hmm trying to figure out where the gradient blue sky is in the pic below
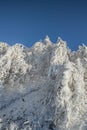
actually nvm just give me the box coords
[0,0,87,50]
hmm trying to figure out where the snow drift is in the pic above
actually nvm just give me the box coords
[0,36,87,130]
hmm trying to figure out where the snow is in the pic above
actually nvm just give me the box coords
[0,37,87,129]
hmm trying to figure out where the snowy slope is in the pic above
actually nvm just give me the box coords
[0,37,87,130]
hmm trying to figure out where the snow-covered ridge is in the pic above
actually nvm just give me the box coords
[0,36,87,130]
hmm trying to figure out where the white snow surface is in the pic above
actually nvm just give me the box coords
[0,37,87,130]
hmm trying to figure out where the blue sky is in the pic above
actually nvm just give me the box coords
[0,0,87,50]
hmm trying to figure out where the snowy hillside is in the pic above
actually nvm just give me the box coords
[0,36,87,130]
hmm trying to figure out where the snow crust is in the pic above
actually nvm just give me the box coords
[0,37,87,130]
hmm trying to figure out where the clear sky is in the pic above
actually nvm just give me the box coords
[0,0,87,50]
